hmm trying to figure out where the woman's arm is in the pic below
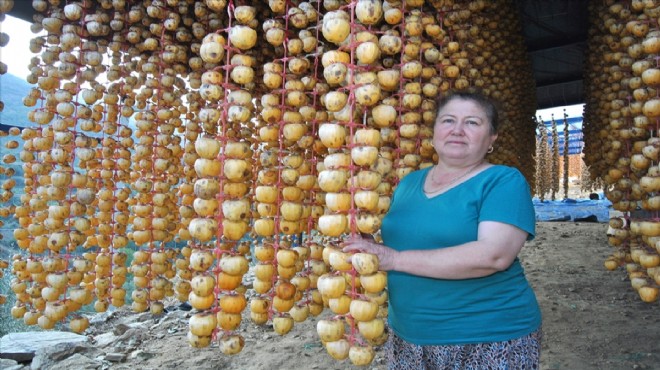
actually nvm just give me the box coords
[343,221,528,279]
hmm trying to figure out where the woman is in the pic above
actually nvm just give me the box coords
[343,91,542,369]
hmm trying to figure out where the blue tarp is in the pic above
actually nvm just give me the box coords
[533,195,611,223]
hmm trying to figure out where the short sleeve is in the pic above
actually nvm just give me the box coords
[478,167,536,240]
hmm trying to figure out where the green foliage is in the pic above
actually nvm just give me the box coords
[0,242,40,337]
[0,73,33,129]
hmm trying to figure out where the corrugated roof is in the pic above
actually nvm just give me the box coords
[8,0,589,110]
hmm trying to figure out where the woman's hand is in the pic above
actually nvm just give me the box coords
[342,235,398,271]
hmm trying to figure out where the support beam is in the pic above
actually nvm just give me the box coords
[8,2,34,22]
[536,74,584,88]
[527,39,587,53]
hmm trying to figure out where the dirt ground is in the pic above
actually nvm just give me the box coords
[61,221,658,370]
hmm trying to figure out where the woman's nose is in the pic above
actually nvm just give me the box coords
[450,121,465,135]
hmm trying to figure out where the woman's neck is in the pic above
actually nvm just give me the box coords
[428,160,485,190]
[435,158,485,173]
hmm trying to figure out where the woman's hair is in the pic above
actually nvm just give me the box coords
[435,91,499,134]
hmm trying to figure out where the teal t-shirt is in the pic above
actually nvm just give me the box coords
[381,165,541,345]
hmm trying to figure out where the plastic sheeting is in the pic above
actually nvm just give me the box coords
[533,195,611,223]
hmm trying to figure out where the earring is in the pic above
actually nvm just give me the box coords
[487,146,494,153]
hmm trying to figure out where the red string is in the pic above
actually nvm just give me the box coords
[296,0,322,309]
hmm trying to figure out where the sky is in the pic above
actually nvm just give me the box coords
[536,104,584,121]
[1,15,39,79]
[1,15,585,119]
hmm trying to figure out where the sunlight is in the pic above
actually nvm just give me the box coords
[1,15,40,79]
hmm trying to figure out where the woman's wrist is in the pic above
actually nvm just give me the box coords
[371,240,396,271]
[388,248,399,272]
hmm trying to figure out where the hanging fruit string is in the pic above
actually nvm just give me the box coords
[250,0,283,323]
[15,117,43,324]
[189,0,230,347]
[550,114,560,201]
[47,2,91,330]
[191,0,254,353]
[108,37,139,311]
[535,118,550,200]
[346,0,360,355]
[270,0,300,337]
[563,110,569,200]
[583,1,659,304]
[211,0,232,338]
[90,33,119,321]
[298,0,324,321]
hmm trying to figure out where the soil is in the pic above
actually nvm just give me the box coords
[69,221,659,370]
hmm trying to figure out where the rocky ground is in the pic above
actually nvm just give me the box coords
[1,221,659,370]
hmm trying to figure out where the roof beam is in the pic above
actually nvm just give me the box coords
[527,39,587,53]
[8,2,34,22]
[536,86,584,109]
[536,73,583,88]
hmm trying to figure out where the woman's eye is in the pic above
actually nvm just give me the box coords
[441,118,454,124]
[466,120,479,125]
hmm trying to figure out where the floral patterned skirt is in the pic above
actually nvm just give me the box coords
[385,328,542,370]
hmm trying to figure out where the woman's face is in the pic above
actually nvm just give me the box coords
[432,98,498,163]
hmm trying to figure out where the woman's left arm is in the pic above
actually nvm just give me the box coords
[343,221,528,279]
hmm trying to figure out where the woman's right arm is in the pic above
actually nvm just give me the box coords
[343,220,528,279]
